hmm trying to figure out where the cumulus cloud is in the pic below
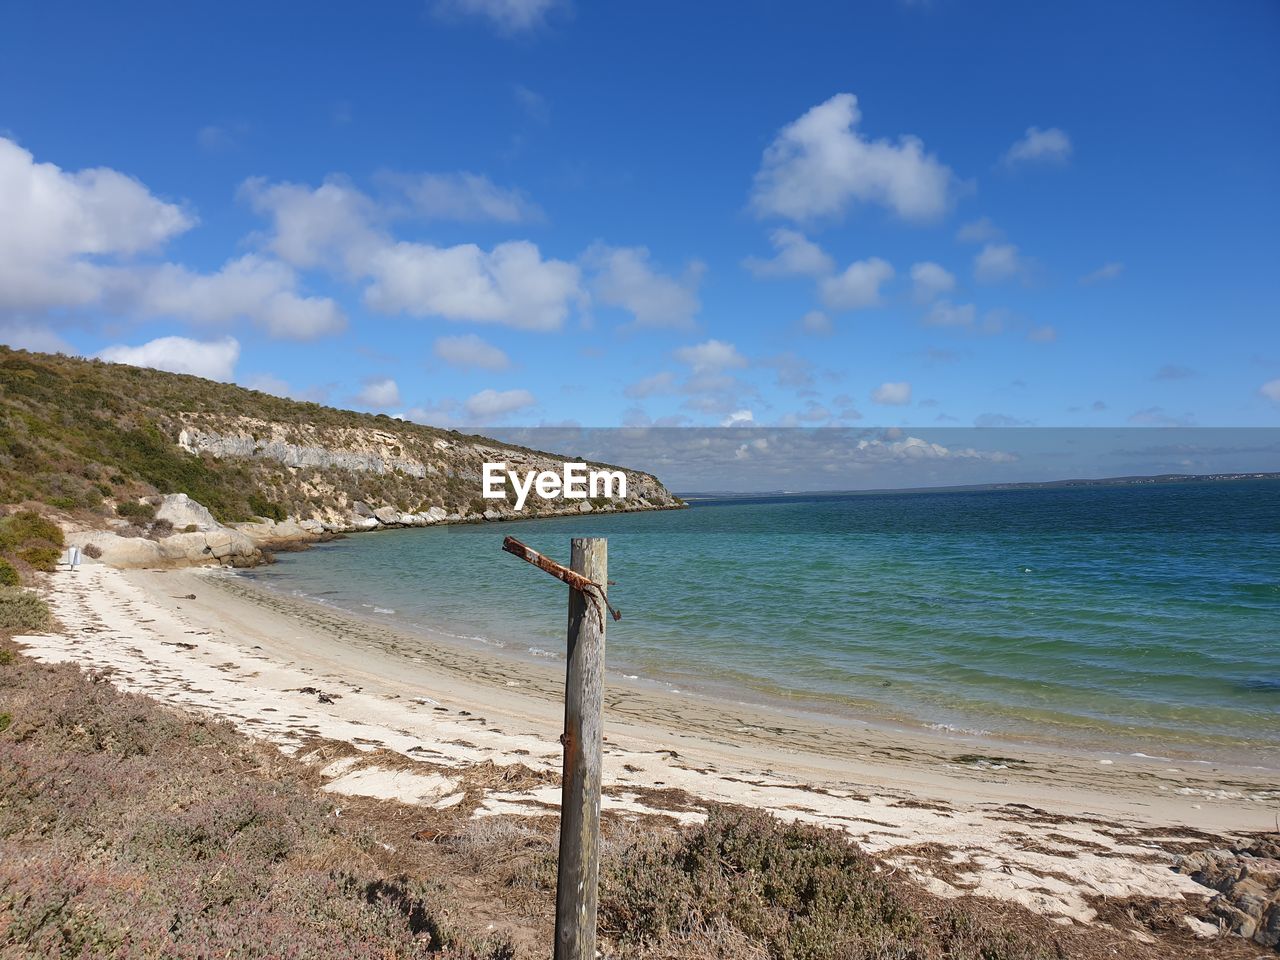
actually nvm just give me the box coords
[433,0,560,32]
[1027,325,1057,343]
[751,93,957,223]
[742,229,834,278]
[1002,126,1072,167]
[246,175,581,331]
[910,261,955,302]
[465,387,537,421]
[0,136,193,312]
[364,240,581,331]
[434,333,511,371]
[820,257,894,310]
[673,339,748,372]
[924,300,976,327]
[721,409,755,427]
[126,255,346,340]
[240,176,380,271]
[871,381,912,405]
[1081,261,1124,285]
[1259,379,1280,402]
[586,244,702,329]
[98,336,239,382]
[355,377,401,408]
[973,242,1024,283]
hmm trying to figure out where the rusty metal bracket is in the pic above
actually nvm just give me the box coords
[502,536,621,626]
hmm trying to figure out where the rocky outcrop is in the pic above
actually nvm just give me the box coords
[68,526,261,569]
[1176,840,1280,947]
[154,493,219,532]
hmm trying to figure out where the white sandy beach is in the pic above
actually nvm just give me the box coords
[15,561,1279,935]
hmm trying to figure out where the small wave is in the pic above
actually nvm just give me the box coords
[1130,752,1173,762]
[373,607,395,615]
[925,722,992,737]
[529,647,557,658]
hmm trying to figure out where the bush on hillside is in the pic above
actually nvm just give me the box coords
[115,500,155,521]
[16,546,59,573]
[0,511,64,550]
[0,587,52,632]
[0,559,18,586]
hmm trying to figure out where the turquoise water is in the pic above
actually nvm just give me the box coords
[243,480,1280,765]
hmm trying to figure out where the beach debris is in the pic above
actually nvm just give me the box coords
[161,641,198,651]
[295,685,342,703]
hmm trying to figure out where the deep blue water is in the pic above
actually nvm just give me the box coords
[242,480,1280,764]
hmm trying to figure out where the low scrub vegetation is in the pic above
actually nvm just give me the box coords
[0,588,51,632]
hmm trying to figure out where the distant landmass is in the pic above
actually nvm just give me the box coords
[679,472,1280,500]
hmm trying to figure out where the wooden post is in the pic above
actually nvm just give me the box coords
[555,537,606,960]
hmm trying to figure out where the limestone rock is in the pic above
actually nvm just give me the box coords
[154,493,219,531]
[373,506,400,525]
[352,501,375,518]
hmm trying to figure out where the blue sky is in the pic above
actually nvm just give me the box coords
[1,0,1278,440]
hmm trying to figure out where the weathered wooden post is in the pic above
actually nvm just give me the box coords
[501,536,617,960]
[556,538,606,960]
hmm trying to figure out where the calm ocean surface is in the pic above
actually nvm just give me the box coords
[242,480,1280,766]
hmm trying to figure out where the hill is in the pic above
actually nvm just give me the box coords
[0,347,681,539]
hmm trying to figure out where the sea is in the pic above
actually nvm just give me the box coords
[239,479,1280,767]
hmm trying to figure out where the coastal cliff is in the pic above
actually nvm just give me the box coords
[0,347,683,569]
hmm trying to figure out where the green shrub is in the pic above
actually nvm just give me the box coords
[247,496,287,522]
[0,587,52,632]
[116,501,155,521]
[0,712,10,733]
[0,511,65,550]
[0,559,18,586]
[46,495,79,510]
[17,545,60,573]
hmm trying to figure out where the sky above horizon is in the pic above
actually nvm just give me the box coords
[2,1,1279,451]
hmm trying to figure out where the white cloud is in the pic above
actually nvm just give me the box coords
[465,387,536,421]
[364,240,581,331]
[434,0,559,32]
[973,242,1024,283]
[355,377,401,408]
[800,310,833,335]
[1002,126,1072,167]
[956,217,1001,244]
[721,409,755,427]
[924,299,976,327]
[871,381,912,405]
[394,172,541,223]
[1081,261,1124,285]
[587,244,702,329]
[1261,379,1280,402]
[751,93,956,223]
[434,333,511,371]
[910,261,955,302]
[240,176,379,272]
[0,137,194,312]
[673,339,748,372]
[743,229,834,278]
[820,257,894,310]
[127,255,346,340]
[0,321,73,353]
[98,336,239,382]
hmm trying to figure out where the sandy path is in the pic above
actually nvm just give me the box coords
[15,563,1279,930]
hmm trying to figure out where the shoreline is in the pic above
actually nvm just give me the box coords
[242,541,1280,774]
[15,561,1280,931]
